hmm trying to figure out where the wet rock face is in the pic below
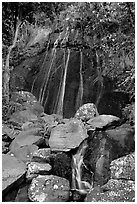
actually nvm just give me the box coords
[83,131,113,186]
[85,153,135,202]
[106,125,135,158]
[51,152,72,181]
[98,91,130,118]
[49,118,88,151]
[83,127,135,187]
[28,175,70,202]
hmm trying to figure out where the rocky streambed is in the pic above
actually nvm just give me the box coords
[2,91,135,202]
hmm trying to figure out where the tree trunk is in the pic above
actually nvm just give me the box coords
[3,20,21,104]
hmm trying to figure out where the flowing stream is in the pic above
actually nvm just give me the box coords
[71,139,94,195]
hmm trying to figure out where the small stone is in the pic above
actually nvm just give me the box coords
[26,162,52,180]
[75,103,99,122]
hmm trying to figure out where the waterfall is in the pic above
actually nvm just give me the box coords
[53,52,64,114]
[94,50,104,108]
[75,49,83,111]
[41,47,57,105]
[71,139,93,195]
[31,37,50,95]
[56,48,71,116]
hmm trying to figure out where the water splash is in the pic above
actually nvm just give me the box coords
[71,139,94,195]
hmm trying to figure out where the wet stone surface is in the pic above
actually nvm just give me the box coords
[28,175,70,202]
[86,114,120,131]
[2,154,26,196]
[49,118,88,151]
[8,144,38,164]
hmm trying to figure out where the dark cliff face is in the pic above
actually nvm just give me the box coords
[10,47,130,118]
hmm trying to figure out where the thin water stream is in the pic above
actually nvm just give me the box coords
[71,139,94,196]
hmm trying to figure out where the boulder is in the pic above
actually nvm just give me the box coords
[32,149,72,181]
[51,152,72,181]
[102,178,135,191]
[85,179,135,202]
[9,110,38,126]
[32,148,52,163]
[86,114,120,130]
[83,131,113,186]
[15,185,30,202]
[28,175,70,202]
[8,145,38,164]
[83,130,135,187]
[26,162,52,180]
[106,126,135,156]
[75,103,99,122]
[110,152,135,180]
[14,127,43,139]
[49,118,88,151]
[22,101,44,116]
[9,134,44,151]
[2,154,26,196]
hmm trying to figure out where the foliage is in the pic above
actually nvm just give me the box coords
[122,103,135,126]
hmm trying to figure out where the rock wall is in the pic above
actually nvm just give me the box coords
[10,48,130,118]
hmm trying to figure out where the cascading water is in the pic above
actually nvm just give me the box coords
[40,33,62,106]
[75,49,83,111]
[71,139,94,199]
[55,48,71,116]
[94,50,104,109]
